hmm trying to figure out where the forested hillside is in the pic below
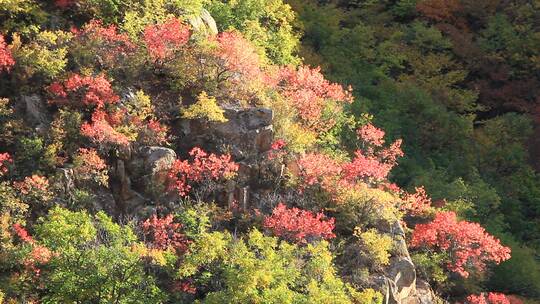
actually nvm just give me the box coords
[289,0,540,298]
[0,0,537,303]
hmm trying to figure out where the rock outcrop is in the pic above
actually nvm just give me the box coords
[103,106,275,215]
[405,280,436,304]
[177,105,274,159]
[188,9,219,36]
[19,95,50,134]
[108,146,178,216]
[385,257,417,304]
[175,105,276,205]
[370,219,434,304]
[138,146,177,187]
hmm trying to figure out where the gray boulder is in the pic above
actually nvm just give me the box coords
[188,9,218,36]
[21,95,49,126]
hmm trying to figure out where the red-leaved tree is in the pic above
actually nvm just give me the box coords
[401,186,432,216]
[13,223,34,243]
[73,148,108,186]
[268,139,287,160]
[416,0,462,22]
[13,174,54,207]
[0,34,15,72]
[167,147,238,197]
[342,150,395,182]
[271,65,353,132]
[136,119,169,146]
[295,127,403,195]
[296,152,342,193]
[216,31,262,82]
[144,18,190,61]
[141,214,189,254]
[411,211,511,278]
[356,123,404,161]
[72,19,135,67]
[465,293,523,304]
[357,123,386,147]
[172,280,197,294]
[342,123,403,184]
[55,0,75,8]
[74,148,107,173]
[47,73,120,109]
[12,224,52,276]
[263,203,336,243]
[0,152,12,176]
[80,110,130,147]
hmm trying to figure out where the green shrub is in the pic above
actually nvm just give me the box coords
[181,91,227,122]
[355,228,393,267]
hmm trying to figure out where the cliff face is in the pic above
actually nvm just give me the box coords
[378,221,435,304]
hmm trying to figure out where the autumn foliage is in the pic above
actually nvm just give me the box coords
[411,211,511,278]
[342,124,403,184]
[272,66,353,131]
[74,20,134,51]
[137,119,169,146]
[0,35,15,72]
[54,0,75,8]
[0,0,530,301]
[401,186,432,216]
[73,148,108,186]
[167,147,238,197]
[141,214,189,254]
[73,148,107,173]
[268,139,287,160]
[357,123,386,148]
[80,110,130,146]
[342,150,396,182]
[73,19,135,65]
[13,223,34,243]
[416,0,462,22]
[297,152,342,192]
[0,152,12,176]
[47,74,120,109]
[465,293,523,304]
[12,224,52,275]
[216,31,262,81]
[295,123,404,193]
[263,203,336,243]
[13,175,51,197]
[144,18,190,61]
